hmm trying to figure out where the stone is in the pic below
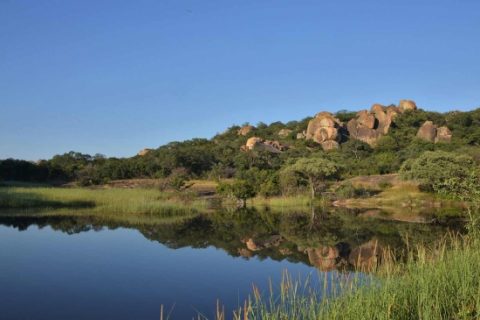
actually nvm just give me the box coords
[278,128,293,138]
[356,110,376,129]
[305,112,342,150]
[346,104,401,146]
[435,126,452,143]
[137,148,152,156]
[416,121,437,142]
[237,125,255,136]
[399,99,417,112]
[245,137,264,150]
[243,137,286,153]
[347,118,382,146]
[296,131,306,139]
[321,140,340,150]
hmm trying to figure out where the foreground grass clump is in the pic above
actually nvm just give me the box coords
[0,187,207,216]
[226,229,480,320]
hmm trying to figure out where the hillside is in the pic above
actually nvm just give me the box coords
[1,99,480,197]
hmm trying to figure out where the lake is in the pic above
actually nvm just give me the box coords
[0,209,463,319]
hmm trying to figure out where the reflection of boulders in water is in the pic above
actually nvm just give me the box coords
[237,248,253,258]
[305,242,350,271]
[306,246,340,271]
[416,121,452,143]
[348,239,383,271]
[242,235,284,252]
[304,239,385,271]
[279,247,292,255]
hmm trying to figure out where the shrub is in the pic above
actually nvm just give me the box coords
[400,150,480,199]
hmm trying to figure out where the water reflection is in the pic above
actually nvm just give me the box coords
[0,206,464,272]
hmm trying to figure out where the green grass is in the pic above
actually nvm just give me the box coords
[0,186,208,217]
[251,195,316,210]
[221,217,480,320]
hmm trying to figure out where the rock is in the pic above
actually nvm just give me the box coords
[296,131,306,139]
[137,148,152,156]
[435,126,452,143]
[371,104,393,135]
[307,246,339,271]
[237,125,255,136]
[417,121,437,142]
[263,140,287,153]
[347,104,400,146]
[416,121,452,143]
[347,118,382,146]
[348,239,382,271]
[278,128,293,138]
[321,140,340,150]
[305,112,343,150]
[245,238,261,251]
[399,99,417,112]
[243,137,287,153]
[238,248,253,258]
[356,110,376,129]
[245,137,264,150]
[244,235,283,252]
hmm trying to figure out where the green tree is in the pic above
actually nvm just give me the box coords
[286,157,341,199]
[400,150,479,199]
[217,179,257,207]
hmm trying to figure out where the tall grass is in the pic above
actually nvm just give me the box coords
[220,220,480,320]
[0,187,208,217]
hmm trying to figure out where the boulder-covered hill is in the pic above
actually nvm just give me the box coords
[2,99,480,185]
[138,99,476,156]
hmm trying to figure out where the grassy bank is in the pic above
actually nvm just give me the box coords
[0,186,208,217]
[222,215,480,320]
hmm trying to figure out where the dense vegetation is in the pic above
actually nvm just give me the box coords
[2,107,480,197]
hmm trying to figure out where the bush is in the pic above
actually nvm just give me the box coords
[217,179,257,207]
[400,151,480,199]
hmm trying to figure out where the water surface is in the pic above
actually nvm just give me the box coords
[0,209,462,319]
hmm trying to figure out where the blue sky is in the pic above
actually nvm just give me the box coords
[1,0,479,160]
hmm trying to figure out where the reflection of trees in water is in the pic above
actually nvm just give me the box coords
[0,207,463,271]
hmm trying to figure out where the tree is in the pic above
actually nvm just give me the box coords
[217,179,257,208]
[400,150,479,199]
[286,157,341,199]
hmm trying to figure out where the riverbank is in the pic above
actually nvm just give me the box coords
[222,217,480,320]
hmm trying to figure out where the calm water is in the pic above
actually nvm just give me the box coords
[0,210,463,319]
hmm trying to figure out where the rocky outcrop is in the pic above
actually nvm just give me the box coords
[398,99,417,112]
[296,131,306,140]
[416,121,437,142]
[243,137,287,153]
[237,125,255,136]
[305,112,343,150]
[436,126,452,143]
[137,148,152,156]
[416,121,452,143]
[347,100,415,146]
[278,128,292,138]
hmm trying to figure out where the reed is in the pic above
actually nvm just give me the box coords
[224,222,480,320]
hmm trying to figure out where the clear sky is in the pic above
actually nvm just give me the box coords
[1,0,479,160]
